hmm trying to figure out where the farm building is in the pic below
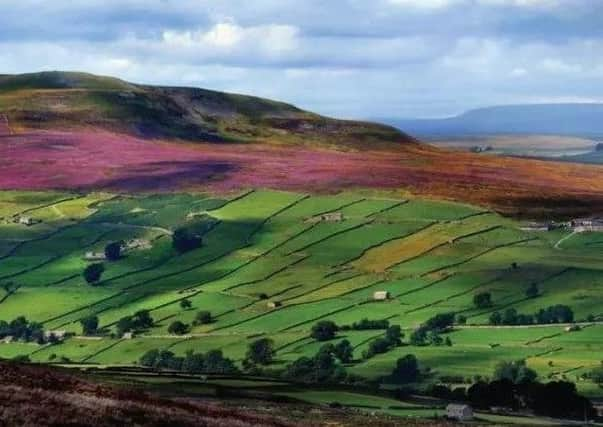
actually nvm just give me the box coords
[565,325,581,332]
[1,336,14,344]
[446,404,473,421]
[44,330,67,340]
[306,212,344,223]
[17,216,35,226]
[571,218,603,232]
[122,332,134,339]
[83,251,107,261]
[373,291,390,301]
[123,239,152,251]
[267,301,282,309]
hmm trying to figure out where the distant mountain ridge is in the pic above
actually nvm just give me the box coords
[383,103,603,138]
[0,71,412,149]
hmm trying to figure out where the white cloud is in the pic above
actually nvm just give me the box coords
[386,0,460,9]
[162,20,299,55]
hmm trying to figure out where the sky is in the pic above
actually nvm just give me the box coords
[1,0,602,119]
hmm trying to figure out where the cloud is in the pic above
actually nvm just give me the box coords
[0,0,602,118]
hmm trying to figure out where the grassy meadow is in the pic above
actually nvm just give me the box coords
[1,189,602,407]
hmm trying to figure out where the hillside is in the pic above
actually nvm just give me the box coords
[2,72,603,217]
[0,71,410,149]
[384,104,603,138]
[0,190,602,408]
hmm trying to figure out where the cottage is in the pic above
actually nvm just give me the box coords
[267,301,282,309]
[446,404,473,421]
[373,291,390,301]
[44,330,67,340]
[18,216,35,226]
[84,251,107,261]
[321,212,344,222]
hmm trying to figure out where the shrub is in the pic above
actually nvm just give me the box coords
[179,299,192,310]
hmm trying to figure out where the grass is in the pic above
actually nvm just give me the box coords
[1,188,602,408]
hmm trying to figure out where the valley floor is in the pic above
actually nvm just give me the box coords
[0,189,602,423]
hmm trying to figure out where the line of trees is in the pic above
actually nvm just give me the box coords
[0,316,46,343]
[139,348,237,374]
[410,312,455,346]
[489,305,574,326]
[116,310,154,336]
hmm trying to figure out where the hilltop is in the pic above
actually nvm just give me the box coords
[2,72,603,217]
[0,71,411,149]
[384,104,603,138]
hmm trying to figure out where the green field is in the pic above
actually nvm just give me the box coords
[1,189,602,404]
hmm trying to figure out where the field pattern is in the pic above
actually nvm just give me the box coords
[0,190,602,397]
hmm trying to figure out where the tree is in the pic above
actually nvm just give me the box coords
[168,321,188,335]
[193,310,212,325]
[525,282,539,299]
[246,338,275,365]
[179,299,192,310]
[489,311,502,325]
[493,360,537,384]
[590,366,603,384]
[391,354,419,383]
[410,327,428,346]
[364,337,392,358]
[473,292,492,308]
[456,314,467,325]
[80,315,99,336]
[385,325,403,346]
[116,316,134,336]
[334,339,354,363]
[140,349,160,367]
[104,241,122,261]
[311,320,338,341]
[172,228,202,253]
[83,263,104,284]
[133,310,154,329]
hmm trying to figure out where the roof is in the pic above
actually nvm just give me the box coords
[446,404,472,411]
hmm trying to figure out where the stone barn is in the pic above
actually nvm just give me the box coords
[446,404,473,421]
[373,291,390,301]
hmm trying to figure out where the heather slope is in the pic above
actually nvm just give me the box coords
[0,71,411,148]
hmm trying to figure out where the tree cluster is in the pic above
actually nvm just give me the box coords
[410,312,455,346]
[282,343,348,384]
[310,320,338,341]
[172,227,203,254]
[490,305,574,326]
[363,325,404,359]
[340,318,390,331]
[0,316,45,343]
[139,348,237,374]
[116,310,154,336]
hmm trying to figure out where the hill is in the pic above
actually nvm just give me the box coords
[384,104,603,138]
[2,72,603,217]
[0,71,410,149]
